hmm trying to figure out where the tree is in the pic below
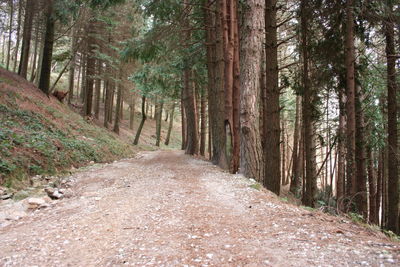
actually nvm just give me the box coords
[239,0,264,181]
[263,0,280,195]
[18,0,35,79]
[38,0,55,95]
[384,0,399,233]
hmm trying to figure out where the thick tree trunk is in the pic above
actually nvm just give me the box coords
[38,0,55,95]
[355,84,367,218]
[290,96,302,194]
[368,147,378,225]
[165,103,175,146]
[337,87,346,209]
[301,0,316,207]
[239,0,263,181]
[18,0,35,79]
[385,4,399,233]
[183,68,199,155]
[263,0,281,195]
[133,96,147,145]
[345,0,357,203]
[211,0,228,169]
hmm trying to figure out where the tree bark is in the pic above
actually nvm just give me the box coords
[13,0,22,72]
[355,84,367,218]
[129,95,136,130]
[345,0,357,203]
[200,91,207,156]
[133,96,147,145]
[337,87,346,209]
[165,103,176,146]
[385,2,399,233]
[38,0,55,95]
[155,99,163,147]
[263,0,281,195]
[290,96,302,194]
[6,0,13,70]
[18,0,35,79]
[367,147,378,225]
[301,0,316,207]
[84,15,96,116]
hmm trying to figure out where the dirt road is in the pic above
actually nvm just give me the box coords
[0,151,399,266]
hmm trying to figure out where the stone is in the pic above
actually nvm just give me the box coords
[59,188,73,198]
[0,193,13,200]
[45,187,64,200]
[26,198,46,209]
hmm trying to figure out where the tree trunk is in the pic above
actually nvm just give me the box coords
[200,91,207,156]
[301,0,316,207]
[385,2,399,233]
[38,0,55,95]
[133,96,147,145]
[84,16,96,116]
[13,0,22,72]
[113,80,122,134]
[290,96,302,194]
[263,0,281,195]
[183,67,199,155]
[204,0,216,161]
[211,0,228,169]
[129,95,136,130]
[6,0,13,70]
[181,98,187,150]
[155,99,163,147]
[165,103,175,146]
[368,147,378,225]
[337,87,346,209]
[94,60,102,118]
[355,84,367,218]
[345,0,357,203]
[18,0,35,79]
[68,26,77,105]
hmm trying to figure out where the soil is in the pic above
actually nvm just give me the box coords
[0,150,399,266]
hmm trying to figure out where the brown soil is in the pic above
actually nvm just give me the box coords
[0,150,399,266]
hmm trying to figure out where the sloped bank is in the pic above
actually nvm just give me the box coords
[0,68,135,189]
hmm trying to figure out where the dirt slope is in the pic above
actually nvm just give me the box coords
[0,150,398,266]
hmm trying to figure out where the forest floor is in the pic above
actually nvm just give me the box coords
[0,150,399,266]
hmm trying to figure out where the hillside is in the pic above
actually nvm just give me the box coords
[0,68,181,192]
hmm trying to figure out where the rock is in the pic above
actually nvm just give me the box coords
[0,193,13,200]
[26,198,47,209]
[59,188,73,198]
[44,187,64,200]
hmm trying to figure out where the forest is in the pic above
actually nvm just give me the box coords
[0,0,399,244]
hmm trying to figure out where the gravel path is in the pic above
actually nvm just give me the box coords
[0,150,399,266]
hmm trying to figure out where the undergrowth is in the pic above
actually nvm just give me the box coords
[0,91,134,189]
